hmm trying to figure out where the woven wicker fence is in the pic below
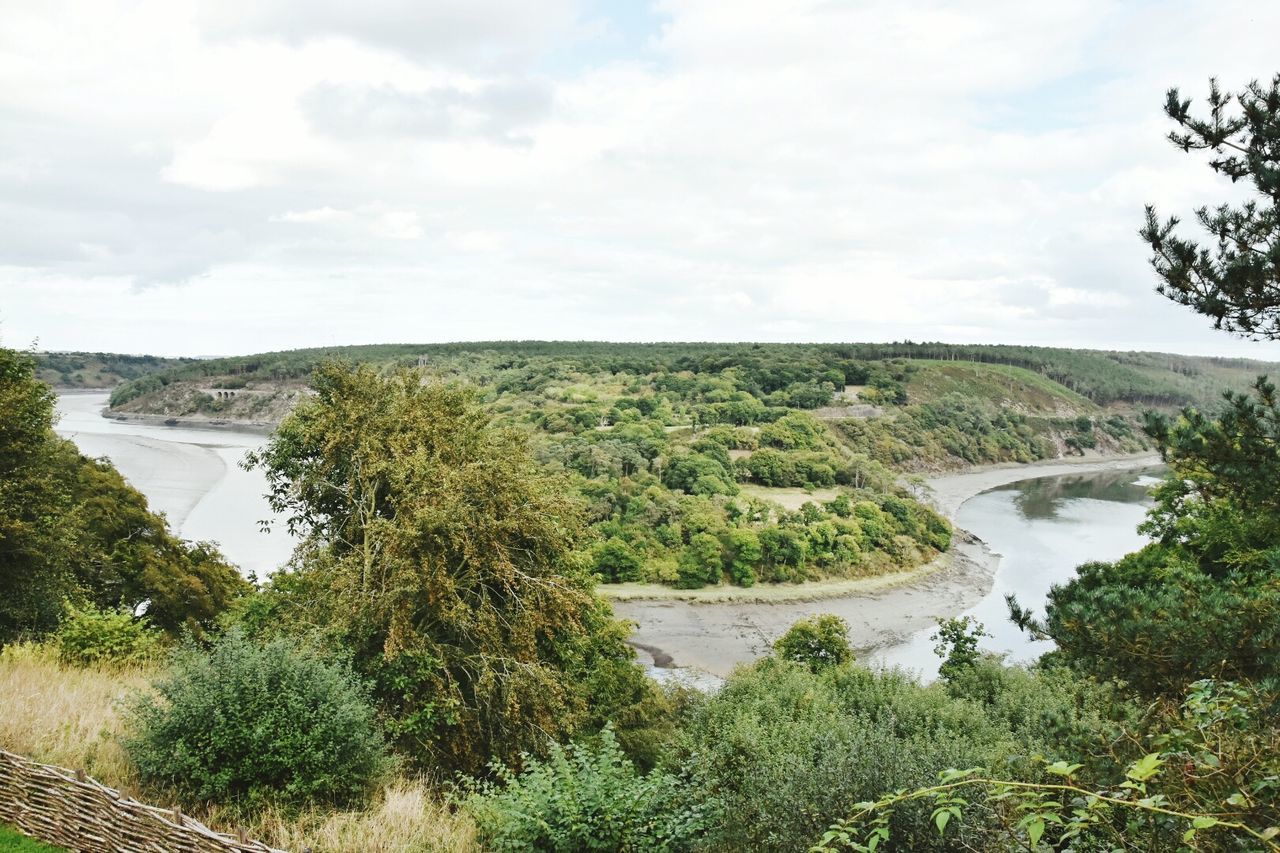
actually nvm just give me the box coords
[0,748,287,852]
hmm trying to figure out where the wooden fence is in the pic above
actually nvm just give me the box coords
[0,749,287,852]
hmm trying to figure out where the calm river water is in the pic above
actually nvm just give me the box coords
[55,392,294,577]
[871,466,1162,678]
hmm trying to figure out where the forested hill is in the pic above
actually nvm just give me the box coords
[33,351,193,389]
[104,340,1276,416]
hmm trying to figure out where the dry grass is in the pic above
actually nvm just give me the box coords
[0,642,149,791]
[241,781,476,853]
[0,643,478,853]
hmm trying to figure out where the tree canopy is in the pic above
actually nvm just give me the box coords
[0,344,246,642]
[1142,75,1280,339]
[246,362,661,774]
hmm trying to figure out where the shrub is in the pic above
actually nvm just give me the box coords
[125,631,387,807]
[773,615,853,672]
[931,616,987,683]
[466,726,714,852]
[56,602,160,667]
[671,661,1010,852]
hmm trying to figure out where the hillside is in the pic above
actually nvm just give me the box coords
[103,340,1278,427]
[34,351,192,389]
[88,340,1275,593]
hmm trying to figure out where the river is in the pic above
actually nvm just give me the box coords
[870,465,1161,678]
[54,392,294,578]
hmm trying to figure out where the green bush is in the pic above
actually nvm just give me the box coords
[671,661,1018,852]
[467,726,714,852]
[773,614,853,672]
[124,631,387,807]
[56,602,160,666]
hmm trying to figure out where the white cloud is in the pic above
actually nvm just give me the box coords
[272,206,354,223]
[2,0,1280,360]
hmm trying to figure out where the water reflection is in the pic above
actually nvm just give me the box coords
[870,465,1165,680]
[1002,468,1160,520]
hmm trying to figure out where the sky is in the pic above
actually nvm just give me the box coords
[3,0,1280,359]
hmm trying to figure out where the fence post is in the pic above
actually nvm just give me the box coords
[75,769,86,783]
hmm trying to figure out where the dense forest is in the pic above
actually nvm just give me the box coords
[104,339,1275,411]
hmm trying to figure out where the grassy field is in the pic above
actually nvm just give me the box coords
[905,360,1096,412]
[0,825,65,853]
[0,644,476,853]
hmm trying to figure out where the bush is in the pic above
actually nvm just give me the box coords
[671,661,1010,852]
[56,602,160,667]
[467,726,714,852]
[125,631,387,807]
[773,614,852,672]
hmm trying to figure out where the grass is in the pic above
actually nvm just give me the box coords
[0,643,478,852]
[0,642,150,791]
[738,484,841,511]
[0,825,66,852]
[906,360,1096,413]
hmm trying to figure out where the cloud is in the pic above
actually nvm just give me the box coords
[195,0,578,69]
[2,0,1280,360]
[300,79,553,144]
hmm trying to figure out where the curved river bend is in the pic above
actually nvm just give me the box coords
[871,466,1161,678]
[55,391,1160,679]
[55,392,294,578]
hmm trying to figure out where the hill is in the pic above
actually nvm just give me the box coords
[33,351,192,389]
[103,340,1278,425]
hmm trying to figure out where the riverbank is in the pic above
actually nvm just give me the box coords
[615,451,1161,677]
[101,410,276,435]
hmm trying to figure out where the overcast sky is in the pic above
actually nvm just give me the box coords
[3,0,1280,359]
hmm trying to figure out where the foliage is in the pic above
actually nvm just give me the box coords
[774,614,853,672]
[1038,550,1280,694]
[0,344,247,643]
[931,616,988,683]
[671,660,1025,852]
[813,679,1280,852]
[1141,76,1280,340]
[245,362,661,774]
[125,631,387,808]
[55,602,160,667]
[465,726,713,852]
[1143,376,1280,573]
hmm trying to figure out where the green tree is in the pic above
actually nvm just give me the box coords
[592,536,644,583]
[0,344,245,642]
[724,527,761,587]
[773,614,853,672]
[246,362,657,774]
[1141,75,1280,339]
[931,616,987,683]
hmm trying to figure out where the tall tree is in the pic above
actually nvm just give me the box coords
[247,362,658,774]
[1141,75,1280,338]
[0,344,245,641]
